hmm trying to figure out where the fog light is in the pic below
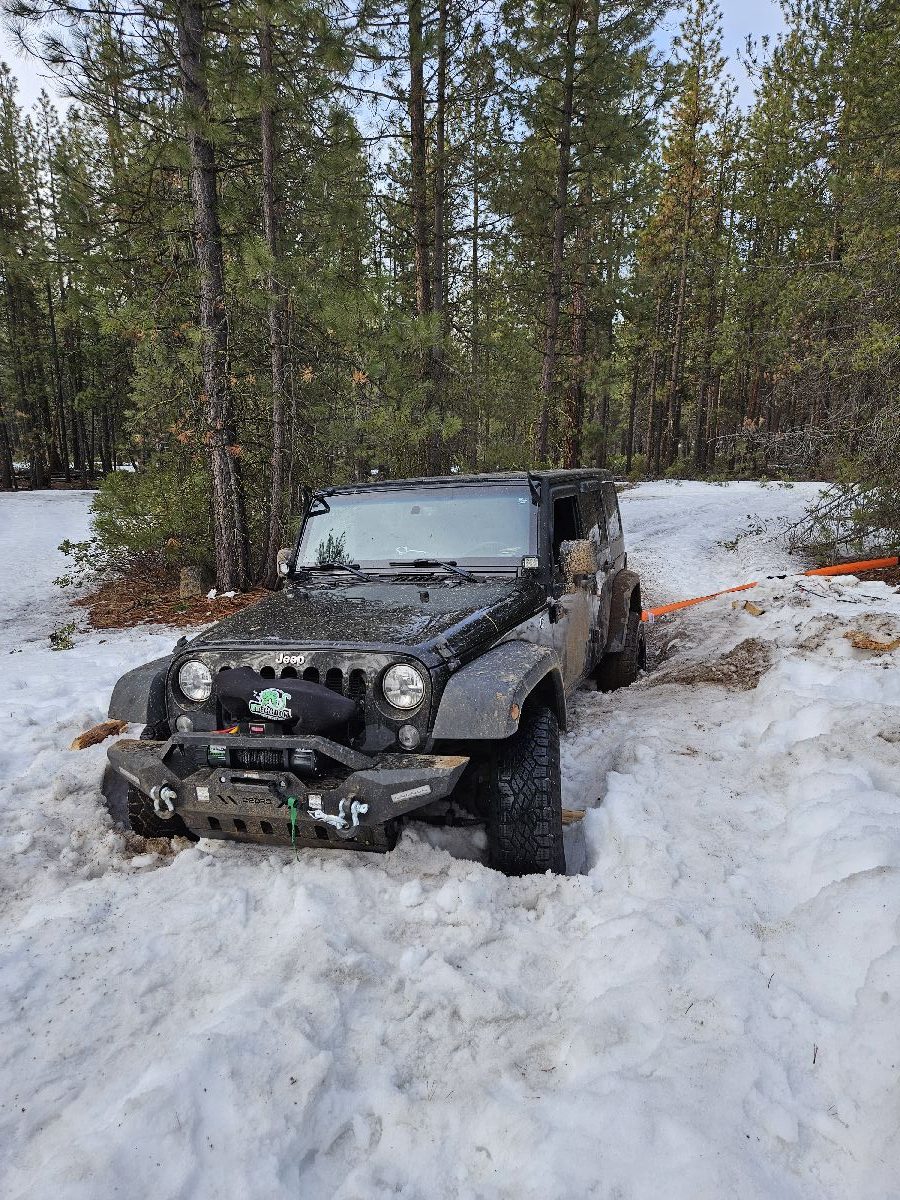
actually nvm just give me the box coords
[398,724,420,750]
[176,715,194,732]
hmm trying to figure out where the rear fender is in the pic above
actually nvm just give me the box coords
[605,570,642,653]
[431,641,566,740]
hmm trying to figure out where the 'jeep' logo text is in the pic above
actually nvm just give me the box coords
[275,652,305,665]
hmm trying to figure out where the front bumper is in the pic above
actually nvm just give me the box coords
[107,733,469,849]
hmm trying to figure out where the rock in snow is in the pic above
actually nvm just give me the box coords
[0,482,898,1200]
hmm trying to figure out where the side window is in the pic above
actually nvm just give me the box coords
[602,482,622,542]
[578,485,607,554]
[551,494,580,566]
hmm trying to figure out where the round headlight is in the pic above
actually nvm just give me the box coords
[178,659,212,702]
[382,663,425,711]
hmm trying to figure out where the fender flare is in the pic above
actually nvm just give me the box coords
[605,570,642,654]
[107,654,173,730]
[431,641,566,740]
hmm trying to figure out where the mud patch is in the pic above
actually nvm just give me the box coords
[649,637,774,692]
[121,830,189,860]
[796,614,844,652]
[855,563,900,587]
[845,613,900,653]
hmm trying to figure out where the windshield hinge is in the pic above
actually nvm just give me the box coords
[434,638,460,669]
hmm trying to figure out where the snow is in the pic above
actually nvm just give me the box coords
[1,483,899,1200]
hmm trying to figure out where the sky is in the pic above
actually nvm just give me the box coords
[1,1,786,113]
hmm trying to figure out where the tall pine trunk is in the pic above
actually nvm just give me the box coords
[664,171,695,467]
[0,398,14,489]
[407,0,433,420]
[534,1,579,464]
[258,17,288,588]
[563,203,590,468]
[176,0,249,591]
[625,349,640,474]
[425,0,449,472]
[645,296,664,475]
[432,0,447,375]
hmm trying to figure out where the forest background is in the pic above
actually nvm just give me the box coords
[0,0,897,589]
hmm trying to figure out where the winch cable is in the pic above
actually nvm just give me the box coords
[641,554,899,624]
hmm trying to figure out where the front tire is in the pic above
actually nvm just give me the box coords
[127,786,193,840]
[596,610,646,692]
[486,704,565,876]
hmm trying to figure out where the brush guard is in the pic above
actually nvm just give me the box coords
[108,732,468,849]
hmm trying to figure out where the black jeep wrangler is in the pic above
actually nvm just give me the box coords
[106,471,644,875]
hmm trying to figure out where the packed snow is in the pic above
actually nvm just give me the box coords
[1,482,898,1200]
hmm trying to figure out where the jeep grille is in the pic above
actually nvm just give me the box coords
[169,649,433,739]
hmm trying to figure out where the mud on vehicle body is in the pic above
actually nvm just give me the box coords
[106,470,644,875]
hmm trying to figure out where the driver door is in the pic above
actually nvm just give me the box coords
[549,489,592,688]
[578,481,614,656]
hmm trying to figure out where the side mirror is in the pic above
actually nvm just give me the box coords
[276,548,293,577]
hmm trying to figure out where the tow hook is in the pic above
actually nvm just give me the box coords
[150,784,177,820]
[306,795,369,833]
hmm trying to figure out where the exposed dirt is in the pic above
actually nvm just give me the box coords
[855,563,900,587]
[844,612,900,654]
[648,637,774,691]
[75,565,266,629]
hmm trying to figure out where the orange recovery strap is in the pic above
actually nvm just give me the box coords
[803,555,899,577]
[641,555,899,623]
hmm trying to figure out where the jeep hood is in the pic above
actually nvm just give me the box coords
[188,577,545,656]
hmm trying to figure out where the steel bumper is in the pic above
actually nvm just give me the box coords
[107,735,469,847]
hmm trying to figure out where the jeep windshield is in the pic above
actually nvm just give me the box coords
[295,484,535,572]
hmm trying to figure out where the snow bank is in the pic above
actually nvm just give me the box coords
[1,483,898,1200]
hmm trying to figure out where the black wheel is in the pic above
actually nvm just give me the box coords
[596,610,646,692]
[486,703,565,876]
[127,786,193,840]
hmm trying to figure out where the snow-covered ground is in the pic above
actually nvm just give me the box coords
[1,483,898,1200]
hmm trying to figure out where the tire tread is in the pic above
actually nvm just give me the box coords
[127,786,190,840]
[487,704,565,876]
[596,610,645,692]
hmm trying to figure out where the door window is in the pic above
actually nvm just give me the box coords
[578,485,608,555]
[552,494,580,566]
[602,482,622,542]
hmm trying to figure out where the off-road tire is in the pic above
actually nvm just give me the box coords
[127,786,193,840]
[596,610,646,692]
[486,704,565,876]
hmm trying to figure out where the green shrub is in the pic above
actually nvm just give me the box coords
[90,461,215,576]
[49,622,78,651]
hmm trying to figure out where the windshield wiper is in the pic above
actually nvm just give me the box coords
[389,558,478,582]
[303,561,367,581]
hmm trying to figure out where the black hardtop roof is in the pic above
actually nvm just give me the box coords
[320,469,614,495]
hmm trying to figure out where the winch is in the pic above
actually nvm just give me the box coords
[214,665,358,735]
